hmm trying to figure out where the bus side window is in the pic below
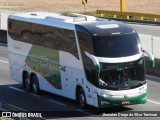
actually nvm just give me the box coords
[77,31,97,85]
[65,30,79,59]
[8,19,22,41]
[8,21,12,29]
[21,22,33,43]
[77,31,93,55]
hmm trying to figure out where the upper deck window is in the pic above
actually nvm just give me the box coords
[8,19,79,59]
[93,33,142,58]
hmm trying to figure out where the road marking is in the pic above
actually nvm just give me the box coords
[0,59,8,63]
[47,99,66,106]
[30,93,41,98]
[147,99,160,105]
[0,108,8,112]
[146,75,160,80]
[9,86,25,93]
[76,109,92,116]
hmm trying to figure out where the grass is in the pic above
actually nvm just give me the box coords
[0,118,13,120]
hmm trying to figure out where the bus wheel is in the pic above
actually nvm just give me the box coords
[78,88,86,108]
[24,73,31,91]
[31,75,40,94]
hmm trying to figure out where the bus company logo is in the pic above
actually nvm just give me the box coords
[40,56,66,72]
[2,112,11,117]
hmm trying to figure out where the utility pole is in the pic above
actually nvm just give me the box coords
[82,0,87,13]
[120,0,126,12]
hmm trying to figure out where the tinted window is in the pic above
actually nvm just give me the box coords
[99,58,145,90]
[65,30,79,58]
[8,19,79,59]
[76,26,97,85]
[77,31,93,54]
[94,33,142,57]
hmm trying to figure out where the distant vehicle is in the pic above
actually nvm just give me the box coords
[8,12,155,108]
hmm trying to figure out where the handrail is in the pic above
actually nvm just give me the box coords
[97,10,160,21]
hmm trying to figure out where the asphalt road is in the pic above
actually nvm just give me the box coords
[0,45,160,120]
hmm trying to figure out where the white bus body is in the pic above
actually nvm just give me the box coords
[8,12,155,108]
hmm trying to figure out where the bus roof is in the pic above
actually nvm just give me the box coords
[9,12,135,35]
[78,21,135,36]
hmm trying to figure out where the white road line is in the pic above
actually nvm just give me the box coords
[76,109,92,116]
[9,86,25,93]
[146,75,160,80]
[0,59,8,63]
[47,99,66,106]
[30,93,41,98]
[147,99,160,105]
[0,108,8,112]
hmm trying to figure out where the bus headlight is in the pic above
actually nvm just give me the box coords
[101,101,110,105]
[98,93,111,98]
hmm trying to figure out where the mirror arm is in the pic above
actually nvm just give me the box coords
[143,50,155,67]
[85,51,100,73]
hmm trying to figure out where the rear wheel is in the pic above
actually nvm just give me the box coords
[77,88,87,108]
[31,75,40,94]
[24,73,31,91]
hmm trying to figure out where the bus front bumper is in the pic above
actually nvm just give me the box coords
[97,92,147,108]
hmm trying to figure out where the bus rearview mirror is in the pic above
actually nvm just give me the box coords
[143,50,155,68]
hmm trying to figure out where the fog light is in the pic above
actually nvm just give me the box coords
[101,101,110,105]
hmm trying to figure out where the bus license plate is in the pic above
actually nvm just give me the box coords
[122,101,130,105]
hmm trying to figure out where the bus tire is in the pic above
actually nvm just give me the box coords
[77,88,87,108]
[31,75,40,94]
[24,73,31,91]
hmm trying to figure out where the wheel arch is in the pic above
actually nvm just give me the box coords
[76,84,87,108]
[76,85,85,101]
[30,72,40,94]
[22,70,29,87]
[30,72,39,85]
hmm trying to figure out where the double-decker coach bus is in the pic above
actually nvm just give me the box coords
[8,12,155,108]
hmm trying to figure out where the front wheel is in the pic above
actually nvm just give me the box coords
[78,89,87,108]
[31,75,40,94]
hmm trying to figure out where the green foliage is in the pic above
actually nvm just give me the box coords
[0,118,13,120]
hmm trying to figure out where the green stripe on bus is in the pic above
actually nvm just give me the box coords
[25,45,62,89]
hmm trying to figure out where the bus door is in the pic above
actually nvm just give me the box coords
[85,81,93,105]
[61,67,74,98]
[82,70,93,105]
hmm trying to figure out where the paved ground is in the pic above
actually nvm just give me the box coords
[128,23,160,37]
[0,0,160,14]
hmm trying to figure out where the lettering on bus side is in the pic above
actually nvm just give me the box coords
[40,56,66,72]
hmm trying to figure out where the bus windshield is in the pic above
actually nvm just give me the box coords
[99,58,145,90]
[94,33,142,58]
